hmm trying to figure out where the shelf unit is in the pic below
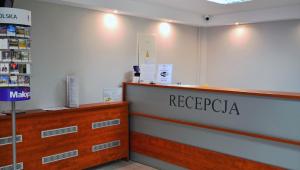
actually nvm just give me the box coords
[0,7,32,170]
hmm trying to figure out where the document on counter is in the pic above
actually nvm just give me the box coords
[103,88,122,102]
[140,64,156,83]
[157,64,173,84]
[42,107,69,111]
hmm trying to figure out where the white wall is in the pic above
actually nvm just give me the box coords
[0,0,200,111]
[1,0,299,111]
[205,20,300,92]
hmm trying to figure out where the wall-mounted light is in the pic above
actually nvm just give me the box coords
[159,22,171,37]
[104,13,118,29]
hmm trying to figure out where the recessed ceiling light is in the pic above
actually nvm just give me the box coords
[207,0,251,5]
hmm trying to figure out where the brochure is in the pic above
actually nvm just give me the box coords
[20,51,30,61]
[24,27,30,38]
[0,39,8,49]
[16,26,25,37]
[24,75,30,84]
[18,39,27,49]
[0,51,11,62]
[18,64,30,74]
[0,63,9,74]
[18,64,26,74]
[7,25,16,37]
[9,62,19,74]
[9,75,18,86]
[157,64,173,84]
[103,88,122,102]
[26,39,31,49]
[0,25,7,36]
[11,51,22,62]
[0,75,9,86]
[17,75,29,86]
[9,39,19,49]
[140,64,156,83]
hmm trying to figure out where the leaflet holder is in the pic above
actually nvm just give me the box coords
[0,7,31,170]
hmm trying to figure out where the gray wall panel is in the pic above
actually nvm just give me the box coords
[127,85,300,141]
[131,152,186,170]
[131,116,300,169]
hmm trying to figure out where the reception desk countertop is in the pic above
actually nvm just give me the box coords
[124,82,300,100]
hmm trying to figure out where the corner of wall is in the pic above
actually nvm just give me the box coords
[198,27,208,86]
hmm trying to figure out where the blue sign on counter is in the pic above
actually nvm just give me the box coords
[0,87,31,101]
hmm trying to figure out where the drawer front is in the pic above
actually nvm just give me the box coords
[0,105,129,170]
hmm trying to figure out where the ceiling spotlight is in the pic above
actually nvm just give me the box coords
[207,0,251,5]
[159,22,171,37]
[104,13,118,29]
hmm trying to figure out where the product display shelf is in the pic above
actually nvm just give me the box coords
[0,7,31,170]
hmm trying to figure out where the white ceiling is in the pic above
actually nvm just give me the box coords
[39,0,300,26]
[137,0,300,15]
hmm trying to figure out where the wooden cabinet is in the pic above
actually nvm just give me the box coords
[0,102,129,170]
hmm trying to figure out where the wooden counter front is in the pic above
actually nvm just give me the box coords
[0,102,129,170]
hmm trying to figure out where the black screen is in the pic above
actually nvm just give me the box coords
[0,0,14,8]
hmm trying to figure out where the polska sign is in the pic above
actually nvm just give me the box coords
[0,8,31,26]
[0,13,17,19]
[169,95,240,115]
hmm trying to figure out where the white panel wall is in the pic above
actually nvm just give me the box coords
[206,20,300,92]
[1,0,299,111]
[0,0,199,111]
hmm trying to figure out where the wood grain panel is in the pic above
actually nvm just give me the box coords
[0,102,129,170]
[131,132,284,170]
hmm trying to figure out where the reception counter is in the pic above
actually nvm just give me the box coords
[0,102,129,170]
[123,82,300,170]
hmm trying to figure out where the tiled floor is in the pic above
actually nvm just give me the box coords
[89,161,157,170]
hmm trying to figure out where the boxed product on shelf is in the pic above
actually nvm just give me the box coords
[0,25,7,36]
[9,38,19,49]
[0,75,9,86]
[9,75,18,86]
[18,39,26,49]
[0,63,9,74]
[16,26,25,37]
[7,25,16,36]
[0,51,11,62]
[0,39,8,49]
[9,62,19,74]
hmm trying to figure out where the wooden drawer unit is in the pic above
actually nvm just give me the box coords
[0,102,129,170]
